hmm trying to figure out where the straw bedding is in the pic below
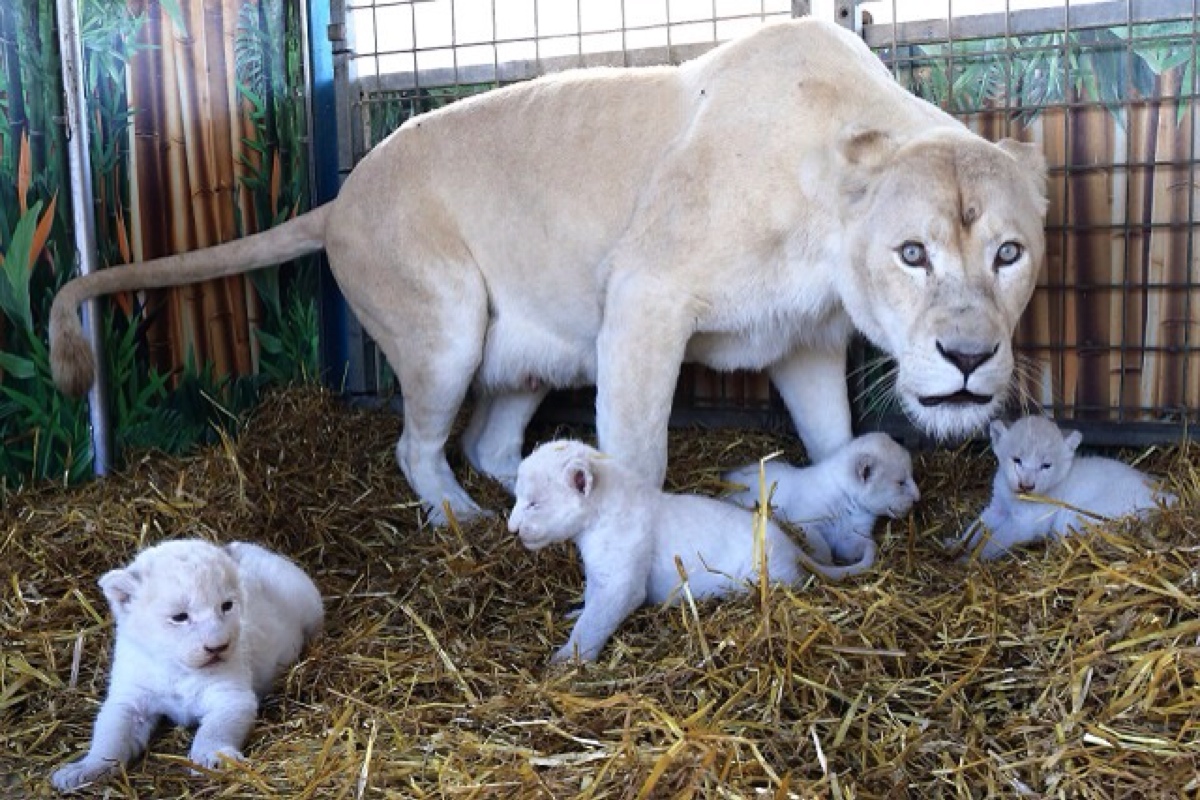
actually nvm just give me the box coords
[2,386,1196,798]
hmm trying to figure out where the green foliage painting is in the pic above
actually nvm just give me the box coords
[0,0,318,494]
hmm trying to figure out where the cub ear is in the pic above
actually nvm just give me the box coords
[1063,429,1083,453]
[564,457,594,497]
[989,420,1008,447]
[99,568,141,614]
[997,138,1049,213]
[855,453,877,484]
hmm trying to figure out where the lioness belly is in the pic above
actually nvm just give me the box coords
[476,314,597,392]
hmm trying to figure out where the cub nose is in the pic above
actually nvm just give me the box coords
[1018,481,1035,494]
[936,341,999,379]
[204,642,230,655]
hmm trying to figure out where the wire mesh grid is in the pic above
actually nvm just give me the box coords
[863,0,1199,445]
[334,0,1200,445]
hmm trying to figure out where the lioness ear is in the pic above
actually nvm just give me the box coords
[989,420,1008,447]
[997,138,1049,213]
[99,568,140,614]
[839,127,895,168]
[855,453,876,484]
[838,127,895,208]
[1063,429,1083,454]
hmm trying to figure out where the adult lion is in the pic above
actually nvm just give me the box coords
[50,19,1047,524]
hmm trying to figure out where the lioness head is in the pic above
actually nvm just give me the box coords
[100,539,244,672]
[836,127,1047,441]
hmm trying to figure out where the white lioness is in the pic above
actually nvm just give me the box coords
[950,416,1176,560]
[723,432,920,566]
[50,540,323,791]
[508,440,871,662]
[49,19,1047,525]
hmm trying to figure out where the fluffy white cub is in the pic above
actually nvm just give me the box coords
[723,433,919,567]
[508,440,871,663]
[952,416,1176,560]
[51,539,323,792]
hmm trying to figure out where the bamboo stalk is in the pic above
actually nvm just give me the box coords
[177,0,232,379]
[1067,101,1113,419]
[128,0,176,375]
[161,6,202,371]
[1126,96,1155,418]
[1147,68,1191,412]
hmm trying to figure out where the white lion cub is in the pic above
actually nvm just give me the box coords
[723,433,920,567]
[51,539,324,791]
[508,440,872,663]
[951,416,1176,560]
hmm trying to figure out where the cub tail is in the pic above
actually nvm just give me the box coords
[797,538,877,582]
[50,205,332,396]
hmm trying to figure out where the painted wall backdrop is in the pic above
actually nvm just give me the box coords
[0,0,317,492]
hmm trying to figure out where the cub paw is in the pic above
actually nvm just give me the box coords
[189,746,245,772]
[50,757,117,792]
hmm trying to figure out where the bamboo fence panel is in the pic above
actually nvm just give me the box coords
[121,0,271,385]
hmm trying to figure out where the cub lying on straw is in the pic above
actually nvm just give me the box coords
[508,440,871,663]
[722,432,919,567]
[51,540,323,792]
[950,416,1176,560]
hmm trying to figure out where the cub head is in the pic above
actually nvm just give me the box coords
[846,432,920,518]
[508,440,601,551]
[99,539,244,672]
[990,416,1080,496]
[836,127,1048,441]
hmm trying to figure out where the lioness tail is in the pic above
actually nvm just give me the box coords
[50,205,331,396]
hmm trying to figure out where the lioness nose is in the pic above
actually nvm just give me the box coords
[204,642,230,655]
[937,341,998,379]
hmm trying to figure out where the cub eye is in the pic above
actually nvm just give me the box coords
[171,612,189,624]
[1013,457,1023,466]
[995,241,1024,268]
[897,241,929,268]
[221,600,234,613]
[1040,462,1051,470]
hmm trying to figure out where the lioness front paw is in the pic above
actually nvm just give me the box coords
[50,756,117,792]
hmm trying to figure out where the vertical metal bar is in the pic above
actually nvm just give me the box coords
[1059,0,1072,421]
[1116,0,1132,422]
[55,0,112,476]
[311,0,352,393]
[1180,0,1198,417]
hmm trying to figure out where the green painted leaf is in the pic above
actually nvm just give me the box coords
[0,200,42,331]
[0,351,35,380]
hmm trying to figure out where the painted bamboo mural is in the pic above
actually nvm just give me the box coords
[124,0,305,385]
[0,0,316,492]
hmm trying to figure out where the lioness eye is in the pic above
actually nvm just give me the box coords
[221,600,234,613]
[1040,462,1051,470]
[897,241,929,268]
[1013,457,1023,466]
[171,612,189,623]
[995,241,1023,268]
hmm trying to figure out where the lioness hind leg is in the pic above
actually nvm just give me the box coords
[462,387,550,492]
[366,278,490,526]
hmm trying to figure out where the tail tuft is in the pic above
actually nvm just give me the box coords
[49,293,97,397]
